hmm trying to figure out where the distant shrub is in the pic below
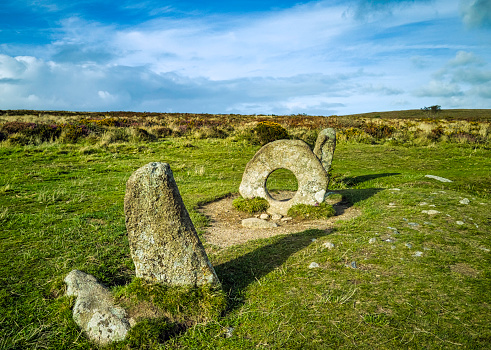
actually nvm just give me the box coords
[100,128,130,144]
[130,127,157,142]
[58,124,89,143]
[252,121,289,145]
[287,202,336,220]
[1,121,61,142]
[289,128,318,148]
[339,127,372,143]
[363,123,395,139]
[428,125,445,141]
[233,197,269,214]
[153,127,173,137]
[449,131,479,144]
[5,133,30,145]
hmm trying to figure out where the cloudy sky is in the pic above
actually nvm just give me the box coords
[0,0,490,115]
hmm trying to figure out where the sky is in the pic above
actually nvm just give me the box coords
[0,0,490,115]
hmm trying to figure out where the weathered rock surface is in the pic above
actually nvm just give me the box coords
[241,217,278,228]
[239,139,329,215]
[125,162,219,286]
[313,128,336,175]
[425,175,452,182]
[65,270,130,345]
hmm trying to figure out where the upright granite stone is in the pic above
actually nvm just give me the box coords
[65,270,131,345]
[313,128,336,175]
[125,162,219,286]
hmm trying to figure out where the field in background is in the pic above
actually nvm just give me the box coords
[0,109,490,349]
[1,109,490,148]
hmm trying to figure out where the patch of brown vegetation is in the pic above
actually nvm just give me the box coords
[450,263,479,278]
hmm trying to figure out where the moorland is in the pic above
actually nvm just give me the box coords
[0,108,490,349]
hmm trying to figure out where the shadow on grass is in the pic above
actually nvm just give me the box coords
[334,172,401,187]
[214,228,334,313]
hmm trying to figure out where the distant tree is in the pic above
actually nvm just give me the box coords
[421,105,442,116]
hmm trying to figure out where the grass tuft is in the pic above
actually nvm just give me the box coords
[232,197,269,213]
[287,202,336,220]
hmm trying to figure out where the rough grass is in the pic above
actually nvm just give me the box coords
[287,202,336,220]
[232,197,269,214]
[0,111,490,349]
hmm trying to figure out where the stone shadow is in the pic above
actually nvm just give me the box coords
[214,228,333,313]
[332,187,384,215]
[335,172,401,187]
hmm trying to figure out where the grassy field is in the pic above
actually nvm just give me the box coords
[0,110,490,349]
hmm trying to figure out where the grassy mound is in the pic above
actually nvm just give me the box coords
[232,196,269,214]
[287,202,336,220]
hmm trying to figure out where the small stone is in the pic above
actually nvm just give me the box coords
[414,251,423,257]
[224,327,235,338]
[309,262,320,268]
[422,210,440,215]
[311,238,317,242]
[241,218,278,228]
[388,202,396,206]
[459,198,470,205]
[385,239,393,242]
[271,213,283,220]
[456,221,464,225]
[259,213,270,220]
[389,188,401,191]
[391,245,396,250]
[387,227,400,234]
[429,204,436,207]
[281,217,292,222]
[350,261,357,269]
[323,242,335,249]
[480,247,490,252]
[65,270,131,345]
[408,222,419,227]
[425,175,452,182]
[369,237,376,244]
[405,243,413,249]
[419,202,428,206]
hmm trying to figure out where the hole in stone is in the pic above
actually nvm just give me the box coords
[266,168,298,201]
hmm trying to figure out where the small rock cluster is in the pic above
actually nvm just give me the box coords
[241,213,293,228]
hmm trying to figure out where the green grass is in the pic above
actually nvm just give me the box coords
[287,202,336,220]
[0,135,490,349]
[232,197,270,214]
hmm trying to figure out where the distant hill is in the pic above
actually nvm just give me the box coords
[343,109,491,122]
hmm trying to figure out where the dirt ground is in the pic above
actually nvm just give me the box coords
[198,192,361,248]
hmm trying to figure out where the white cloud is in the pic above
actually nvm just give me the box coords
[447,50,485,67]
[1,0,490,114]
[414,80,463,97]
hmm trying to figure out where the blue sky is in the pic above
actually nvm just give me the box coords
[0,0,490,115]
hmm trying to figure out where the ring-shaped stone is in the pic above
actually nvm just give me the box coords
[239,140,328,215]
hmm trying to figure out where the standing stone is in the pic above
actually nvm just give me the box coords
[124,162,219,286]
[65,270,131,345]
[313,128,336,175]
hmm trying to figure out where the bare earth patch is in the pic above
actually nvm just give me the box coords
[199,192,361,247]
